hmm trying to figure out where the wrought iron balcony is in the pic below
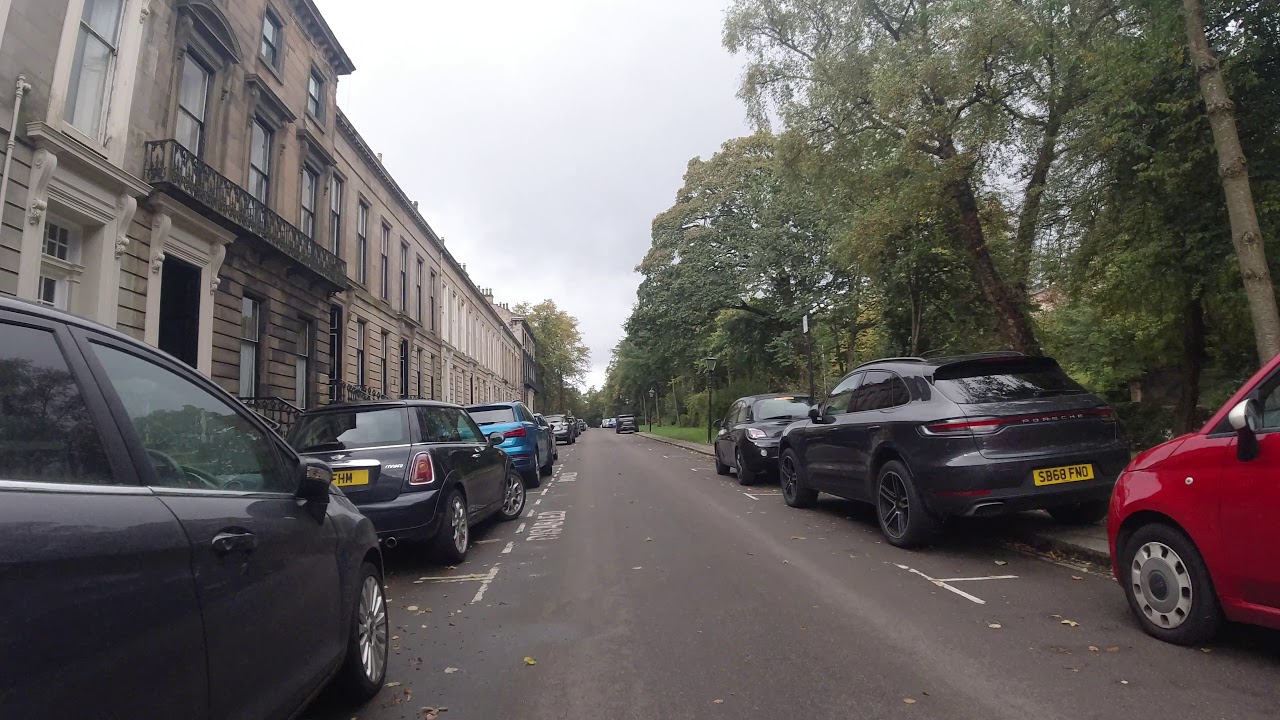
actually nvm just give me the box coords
[144,139,347,289]
[240,396,302,434]
[327,379,387,403]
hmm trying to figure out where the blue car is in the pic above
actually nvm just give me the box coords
[467,402,556,486]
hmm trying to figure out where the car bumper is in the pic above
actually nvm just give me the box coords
[920,445,1130,518]
[353,489,445,542]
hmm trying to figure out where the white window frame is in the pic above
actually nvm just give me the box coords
[329,176,343,255]
[300,165,318,239]
[294,320,310,409]
[239,296,260,396]
[355,319,366,386]
[307,69,324,120]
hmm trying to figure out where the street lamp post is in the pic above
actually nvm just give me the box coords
[648,388,656,432]
[704,357,718,444]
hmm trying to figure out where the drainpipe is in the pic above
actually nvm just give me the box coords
[0,74,32,223]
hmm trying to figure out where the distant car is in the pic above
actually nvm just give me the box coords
[714,393,812,485]
[0,297,388,718]
[290,400,526,564]
[466,401,555,486]
[616,414,638,434]
[603,417,616,428]
[577,419,587,433]
[779,353,1128,548]
[1109,352,1280,646]
[546,414,575,444]
[566,416,581,440]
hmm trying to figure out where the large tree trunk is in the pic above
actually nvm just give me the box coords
[1182,0,1280,363]
[1173,291,1206,434]
[1013,108,1063,297]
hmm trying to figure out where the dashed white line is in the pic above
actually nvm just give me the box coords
[540,487,549,496]
[935,575,1020,582]
[501,541,514,554]
[515,522,526,534]
[470,564,500,604]
[534,499,541,505]
[524,508,536,518]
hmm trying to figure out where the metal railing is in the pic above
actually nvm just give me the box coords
[327,379,387,403]
[144,139,347,288]
[240,396,303,435]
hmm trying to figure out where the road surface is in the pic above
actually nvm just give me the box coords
[309,430,1280,720]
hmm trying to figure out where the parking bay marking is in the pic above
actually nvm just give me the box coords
[526,510,566,542]
[893,564,1018,605]
[559,472,577,483]
[742,491,782,500]
[501,541,514,554]
[470,564,501,604]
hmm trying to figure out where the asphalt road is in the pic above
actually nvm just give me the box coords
[308,430,1280,720]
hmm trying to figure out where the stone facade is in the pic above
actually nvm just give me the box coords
[0,0,530,422]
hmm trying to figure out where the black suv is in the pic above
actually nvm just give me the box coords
[778,353,1128,548]
[616,414,638,433]
[290,400,526,563]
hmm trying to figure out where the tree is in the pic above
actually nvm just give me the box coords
[513,300,590,413]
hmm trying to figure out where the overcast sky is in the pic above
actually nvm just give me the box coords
[314,0,751,390]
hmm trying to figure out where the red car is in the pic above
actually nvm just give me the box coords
[1109,353,1280,645]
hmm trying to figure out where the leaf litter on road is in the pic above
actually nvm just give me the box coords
[523,656,537,666]
[1060,619,1080,627]
[444,667,458,674]
[903,698,917,704]
[987,623,1002,629]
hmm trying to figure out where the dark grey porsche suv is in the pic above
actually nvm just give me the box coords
[779,353,1128,548]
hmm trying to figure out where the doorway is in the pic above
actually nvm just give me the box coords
[158,256,201,368]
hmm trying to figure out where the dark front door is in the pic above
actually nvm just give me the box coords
[806,373,863,490]
[84,338,343,720]
[158,256,201,368]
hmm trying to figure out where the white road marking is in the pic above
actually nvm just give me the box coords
[559,472,577,482]
[743,491,782,500]
[894,564,987,605]
[935,575,1020,582]
[470,564,500,604]
[516,523,526,534]
[524,508,536,518]
[415,572,494,584]
[526,510,566,542]
[742,493,758,501]
[501,541,514,554]
[540,488,549,496]
[534,499,542,505]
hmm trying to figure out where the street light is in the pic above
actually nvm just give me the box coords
[648,388,656,432]
[704,356,718,444]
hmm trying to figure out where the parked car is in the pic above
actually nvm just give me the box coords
[290,399,526,564]
[577,419,587,433]
[0,297,388,718]
[779,353,1128,548]
[466,401,555,486]
[567,415,581,440]
[1109,352,1280,646]
[603,417,616,428]
[714,393,812,485]
[546,414,575,443]
[616,414,638,433]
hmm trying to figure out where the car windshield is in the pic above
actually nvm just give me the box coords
[289,408,410,451]
[468,406,518,425]
[753,396,812,420]
[933,359,1087,404]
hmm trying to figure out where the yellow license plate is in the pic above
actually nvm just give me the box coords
[1033,464,1094,486]
[332,469,370,487]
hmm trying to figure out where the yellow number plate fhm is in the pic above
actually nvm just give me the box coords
[332,469,370,487]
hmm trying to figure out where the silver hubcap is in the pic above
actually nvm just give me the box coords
[878,472,909,539]
[503,472,525,515]
[781,456,797,498]
[1131,541,1193,629]
[357,575,387,682]
[452,496,468,553]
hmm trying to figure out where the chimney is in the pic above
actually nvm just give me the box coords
[376,152,383,163]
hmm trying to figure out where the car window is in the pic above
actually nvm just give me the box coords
[452,408,484,442]
[469,405,517,425]
[90,343,293,493]
[853,371,910,411]
[753,396,812,420]
[1256,372,1280,431]
[417,406,483,443]
[289,407,410,451]
[824,372,863,416]
[932,358,1087,403]
[723,402,741,426]
[0,322,115,485]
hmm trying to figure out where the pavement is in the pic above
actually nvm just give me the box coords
[307,430,1280,720]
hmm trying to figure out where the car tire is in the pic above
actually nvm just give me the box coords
[1048,500,1108,525]
[735,447,756,486]
[780,449,818,508]
[334,562,388,701]
[715,448,730,475]
[1121,523,1222,646]
[498,469,527,522]
[876,460,940,549]
[434,489,470,564]
[539,451,554,477]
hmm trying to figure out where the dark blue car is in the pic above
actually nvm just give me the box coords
[0,297,388,719]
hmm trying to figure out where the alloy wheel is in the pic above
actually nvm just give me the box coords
[1132,541,1194,629]
[451,495,469,554]
[503,472,525,515]
[781,455,797,501]
[878,472,909,539]
[357,575,388,682]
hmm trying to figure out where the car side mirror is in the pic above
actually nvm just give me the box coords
[488,431,505,446]
[808,407,822,421]
[296,457,332,509]
[1229,398,1263,462]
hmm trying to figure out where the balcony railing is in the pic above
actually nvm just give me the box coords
[144,139,347,289]
[327,379,387,404]
[240,396,303,435]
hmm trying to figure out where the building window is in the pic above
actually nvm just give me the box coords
[44,221,76,261]
[239,296,260,396]
[260,11,282,68]
[65,0,125,139]
[355,319,366,386]
[399,339,409,397]
[379,330,389,394]
[329,176,343,255]
[37,276,67,310]
[328,305,342,398]
[249,118,272,203]
[379,224,390,301]
[175,53,210,155]
[415,258,424,322]
[300,166,318,239]
[294,320,311,409]
[399,243,408,311]
[430,271,437,332]
[356,202,369,285]
[416,347,424,397]
[307,70,323,119]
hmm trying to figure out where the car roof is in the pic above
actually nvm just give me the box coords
[739,392,810,402]
[1,295,152,349]
[850,351,1030,374]
[465,401,519,409]
[300,399,462,415]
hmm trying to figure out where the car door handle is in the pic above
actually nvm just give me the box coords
[211,530,257,555]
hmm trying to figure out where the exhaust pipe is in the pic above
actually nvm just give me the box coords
[967,501,1005,518]
[384,536,397,549]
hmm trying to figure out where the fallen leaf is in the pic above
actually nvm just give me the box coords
[413,580,423,584]
[1121,680,1129,685]
[1046,646,1071,655]
[1088,645,1099,652]
[988,623,1002,629]
[791,536,807,540]
[406,606,419,612]
[1106,647,1120,653]
[523,656,537,666]
[994,560,1008,566]
[903,698,917,705]
[713,699,724,704]
[385,681,401,687]
[631,566,643,570]
[645,537,652,542]
[1200,648,1212,653]
[392,635,400,640]
[1071,576,1084,581]
[444,667,458,674]
[1061,619,1080,627]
